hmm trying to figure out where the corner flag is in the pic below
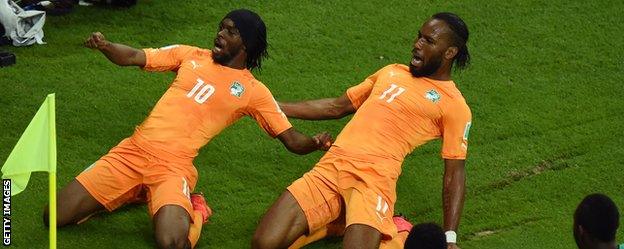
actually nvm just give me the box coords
[1,94,57,248]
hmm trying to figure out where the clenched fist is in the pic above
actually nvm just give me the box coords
[84,32,110,49]
[313,132,333,151]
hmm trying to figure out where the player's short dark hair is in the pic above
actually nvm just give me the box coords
[432,12,470,70]
[575,193,620,242]
[404,222,447,249]
[224,9,268,71]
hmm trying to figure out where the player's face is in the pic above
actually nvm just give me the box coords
[212,18,245,65]
[410,18,453,77]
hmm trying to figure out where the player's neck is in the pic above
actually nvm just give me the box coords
[426,63,451,81]
[427,71,452,81]
[220,52,247,70]
[426,62,453,81]
[220,58,246,70]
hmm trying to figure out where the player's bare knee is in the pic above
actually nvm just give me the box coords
[43,205,73,228]
[250,230,266,249]
[251,237,274,249]
[251,229,282,249]
[155,233,190,249]
[343,224,382,249]
[154,224,190,249]
[154,205,191,249]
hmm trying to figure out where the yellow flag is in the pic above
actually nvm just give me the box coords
[1,94,56,195]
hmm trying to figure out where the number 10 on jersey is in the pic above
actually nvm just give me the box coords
[187,78,215,104]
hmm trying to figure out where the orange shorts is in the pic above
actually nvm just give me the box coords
[287,150,402,240]
[76,138,198,218]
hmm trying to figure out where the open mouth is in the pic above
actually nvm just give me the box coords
[411,54,423,67]
[213,39,224,53]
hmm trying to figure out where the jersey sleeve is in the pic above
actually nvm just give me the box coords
[244,82,293,137]
[440,102,472,160]
[142,45,198,72]
[346,66,390,109]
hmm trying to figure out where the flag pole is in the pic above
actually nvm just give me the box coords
[48,94,57,249]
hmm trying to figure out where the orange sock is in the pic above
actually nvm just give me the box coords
[187,210,203,248]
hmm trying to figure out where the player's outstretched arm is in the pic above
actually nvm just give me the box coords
[278,93,355,120]
[84,32,146,67]
[442,159,466,249]
[276,128,332,155]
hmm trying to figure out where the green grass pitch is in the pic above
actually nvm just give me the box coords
[1,0,623,248]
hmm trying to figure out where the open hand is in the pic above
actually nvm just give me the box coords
[84,32,110,49]
[312,132,332,151]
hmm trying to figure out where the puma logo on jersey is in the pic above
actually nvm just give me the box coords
[190,60,201,69]
[375,195,389,223]
[461,121,471,150]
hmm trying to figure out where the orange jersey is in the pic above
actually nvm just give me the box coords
[331,64,472,162]
[131,45,292,159]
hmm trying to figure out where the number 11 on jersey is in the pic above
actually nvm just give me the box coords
[379,84,406,103]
